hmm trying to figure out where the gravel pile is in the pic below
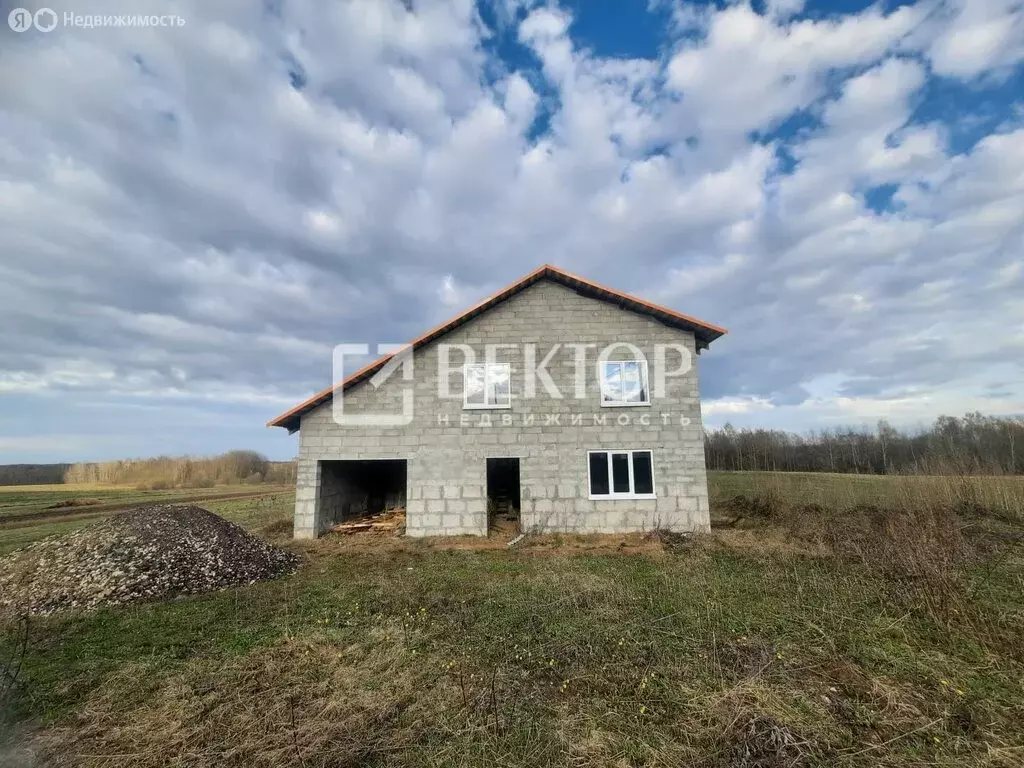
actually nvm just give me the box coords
[0,505,300,616]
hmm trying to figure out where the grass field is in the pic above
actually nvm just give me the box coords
[0,492,297,556]
[3,470,1021,547]
[708,470,1024,518]
[0,483,294,520]
[0,485,183,517]
[1,474,1022,767]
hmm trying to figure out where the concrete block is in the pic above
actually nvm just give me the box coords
[290,279,711,539]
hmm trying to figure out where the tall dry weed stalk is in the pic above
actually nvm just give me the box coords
[785,501,968,619]
[0,612,30,723]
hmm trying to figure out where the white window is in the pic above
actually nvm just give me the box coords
[599,360,650,406]
[587,450,656,499]
[464,363,511,409]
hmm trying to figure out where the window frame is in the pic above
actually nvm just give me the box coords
[586,449,657,500]
[598,359,651,407]
[463,362,512,410]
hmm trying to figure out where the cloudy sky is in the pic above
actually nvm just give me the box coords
[1,0,1022,462]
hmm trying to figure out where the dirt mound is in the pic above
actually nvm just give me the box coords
[0,505,300,616]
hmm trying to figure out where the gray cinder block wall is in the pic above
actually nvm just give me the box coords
[317,462,347,525]
[294,280,710,538]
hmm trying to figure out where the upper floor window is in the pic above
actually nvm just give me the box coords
[464,363,511,409]
[599,360,649,406]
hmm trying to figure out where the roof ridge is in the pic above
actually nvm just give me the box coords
[267,264,726,430]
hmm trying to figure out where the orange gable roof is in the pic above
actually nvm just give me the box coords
[267,264,727,431]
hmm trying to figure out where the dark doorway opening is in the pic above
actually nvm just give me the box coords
[318,459,407,528]
[486,457,520,535]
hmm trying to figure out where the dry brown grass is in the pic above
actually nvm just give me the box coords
[709,471,1024,522]
[4,474,1022,768]
[721,710,809,768]
[36,629,445,768]
[710,470,1024,632]
[292,529,669,559]
[0,484,127,493]
[786,503,968,609]
[42,499,102,510]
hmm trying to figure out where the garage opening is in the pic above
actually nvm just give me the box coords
[486,457,520,535]
[318,459,407,530]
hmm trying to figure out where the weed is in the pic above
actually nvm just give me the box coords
[1,477,1021,766]
[723,712,809,768]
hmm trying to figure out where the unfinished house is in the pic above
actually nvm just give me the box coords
[268,265,727,538]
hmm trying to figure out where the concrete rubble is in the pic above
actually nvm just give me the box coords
[0,504,299,616]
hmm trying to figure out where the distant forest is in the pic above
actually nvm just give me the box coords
[704,412,1024,475]
[0,464,71,486]
[0,451,297,488]
[1,413,1021,487]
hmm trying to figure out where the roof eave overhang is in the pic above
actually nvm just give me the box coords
[267,265,726,431]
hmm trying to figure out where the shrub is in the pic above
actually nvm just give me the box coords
[784,501,969,619]
[723,491,784,523]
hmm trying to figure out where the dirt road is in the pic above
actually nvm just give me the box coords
[0,488,292,528]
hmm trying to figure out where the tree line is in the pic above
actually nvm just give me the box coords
[3,413,1021,487]
[704,412,1023,475]
[0,464,69,485]
[0,452,297,488]
[63,450,297,488]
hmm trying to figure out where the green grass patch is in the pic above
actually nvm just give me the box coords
[3,536,1022,766]
[0,485,291,520]
[707,470,1024,519]
[2,476,1022,766]
[0,487,179,517]
[0,492,295,556]
[0,519,105,557]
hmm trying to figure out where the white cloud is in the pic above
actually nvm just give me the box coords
[665,2,925,143]
[438,274,464,307]
[927,0,1024,79]
[0,434,120,455]
[766,0,806,20]
[704,396,775,417]
[0,0,1022,461]
[656,254,747,299]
